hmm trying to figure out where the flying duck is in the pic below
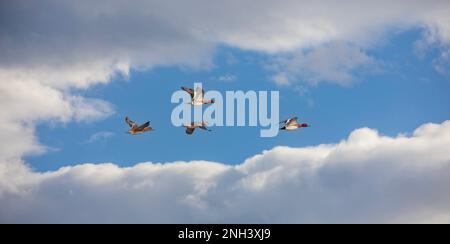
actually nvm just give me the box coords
[280,117,309,131]
[125,117,154,135]
[181,86,215,106]
[183,122,212,135]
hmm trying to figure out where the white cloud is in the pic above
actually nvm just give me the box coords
[1,121,450,223]
[86,131,115,144]
[433,49,450,76]
[269,43,375,86]
[1,0,450,223]
[215,74,236,82]
[0,69,115,166]
[2,1,450,84]
[414,25,450,76]
[0,0,449,135]
[272,73,291,86]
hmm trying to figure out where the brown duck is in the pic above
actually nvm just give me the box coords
[125,117,154,135]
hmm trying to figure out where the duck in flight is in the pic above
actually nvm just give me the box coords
[125,117,154,135]
[183,122,212,135]
[280,117,309,131]
[181,86,215,106]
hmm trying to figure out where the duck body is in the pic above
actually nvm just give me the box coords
[284,125,301,131]
[183,122,212,135]
[128,127,154,135]
[280,117,309,131]
[182,86,215,106]
[125,117,154,135]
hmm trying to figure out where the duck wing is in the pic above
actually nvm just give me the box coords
[136,121,150,131]
[199,126,212,132]
[125,117,138,129]
[186,127,195,135]
[280,119,289,124]
[181,87,195,99]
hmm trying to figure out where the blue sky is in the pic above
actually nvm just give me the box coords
[27,28,450,171]
[2,1,450,224]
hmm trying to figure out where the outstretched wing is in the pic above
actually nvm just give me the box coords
[125,117,138,129]
[193,86,204,102]
[186,127,195,135]
[279,119,288,124]
[199,126,212,132]
[181,87,195,99]
[135,121,150,131]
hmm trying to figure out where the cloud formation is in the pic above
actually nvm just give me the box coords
[1,121,449,223]
[268,43,375,86]
[0,69,115,166]
[2,0,450,83]
[86,131,115,144]
[1,0,450,224]
[1,1,449,119]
